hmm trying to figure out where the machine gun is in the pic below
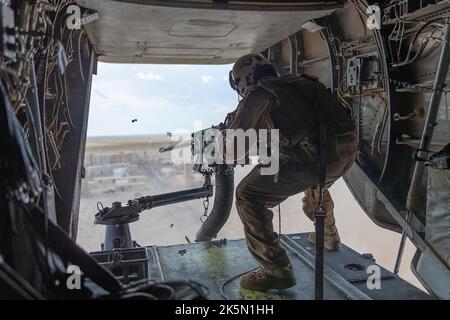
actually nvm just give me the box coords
[159,125,223,165]
[95,126,234,251]
[160,126,236,242]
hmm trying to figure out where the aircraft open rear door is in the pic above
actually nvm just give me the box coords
[75,0,342,64]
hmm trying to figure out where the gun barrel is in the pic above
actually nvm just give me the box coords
[159,140,192,153]
[134,186,213,210]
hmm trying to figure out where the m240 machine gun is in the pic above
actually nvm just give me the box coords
[95,127,234,252]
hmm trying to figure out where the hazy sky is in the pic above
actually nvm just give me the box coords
[87,63,237,136]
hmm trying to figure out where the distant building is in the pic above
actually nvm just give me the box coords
[84,152,139,167]
[113,166,129,178]
[85,163,138,178]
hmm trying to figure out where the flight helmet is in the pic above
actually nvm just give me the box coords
[229,53,278,96]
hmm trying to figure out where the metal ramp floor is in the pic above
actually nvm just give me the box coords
[141,233,430,300]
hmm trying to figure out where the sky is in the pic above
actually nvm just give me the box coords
[87,63,238,136]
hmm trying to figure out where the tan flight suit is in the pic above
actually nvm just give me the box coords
[225,74,357,269]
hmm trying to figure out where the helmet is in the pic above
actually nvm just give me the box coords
[229,54,277,96]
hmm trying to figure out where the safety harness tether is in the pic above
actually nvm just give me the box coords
[303,75,327,300]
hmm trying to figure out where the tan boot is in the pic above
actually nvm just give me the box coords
[307,228,341,251]
[302,188,341,251]
[240,265,296,292]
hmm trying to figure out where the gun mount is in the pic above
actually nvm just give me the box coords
[95,171,213,226]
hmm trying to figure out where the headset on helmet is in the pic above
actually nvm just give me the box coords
[229,54,277,96]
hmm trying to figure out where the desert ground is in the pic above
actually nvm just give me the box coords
[77,135,423,290]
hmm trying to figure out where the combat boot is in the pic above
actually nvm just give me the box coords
[302,188,341,251]
[307,225,341,251]
[240,264,296,292]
